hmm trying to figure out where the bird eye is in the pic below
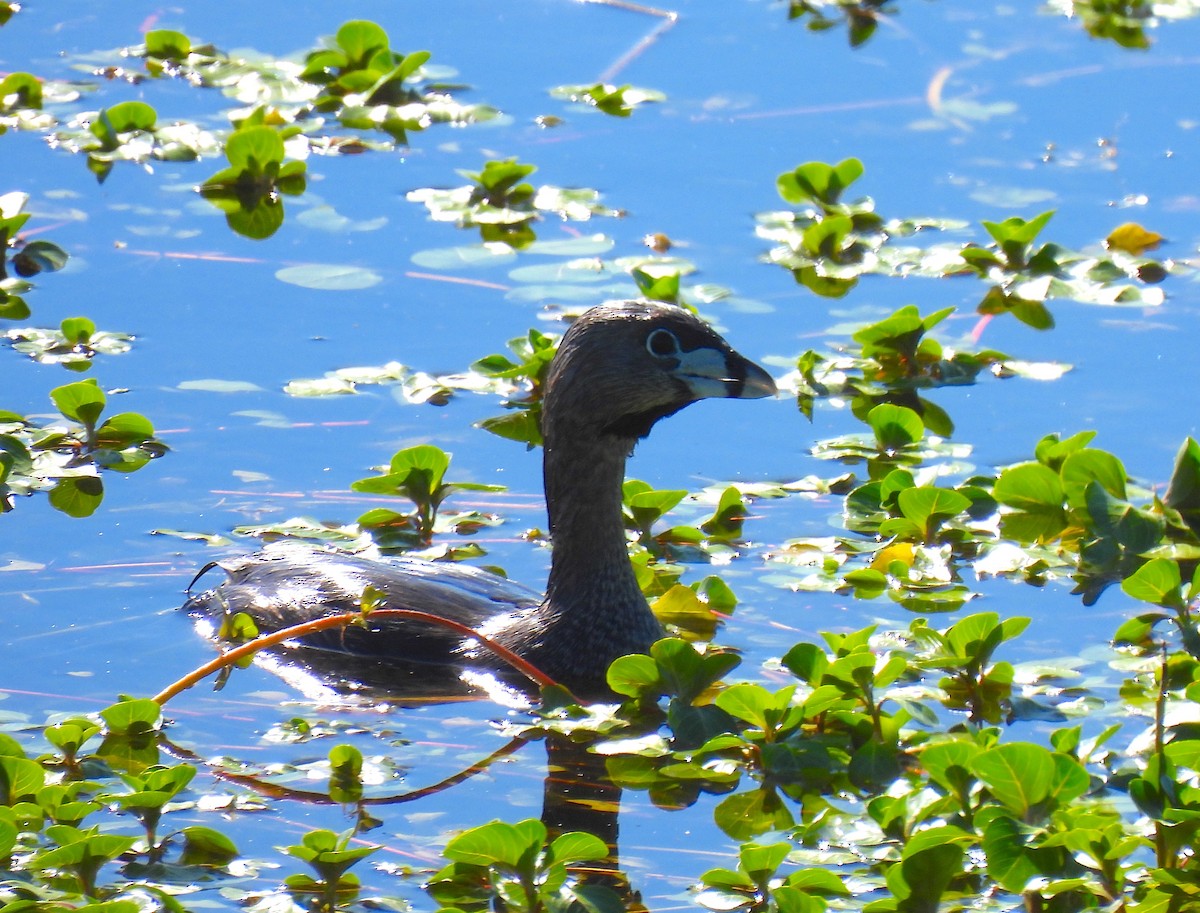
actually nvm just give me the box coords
[646,328,680,358]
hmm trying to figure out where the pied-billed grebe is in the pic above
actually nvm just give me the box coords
[185,301,776,697]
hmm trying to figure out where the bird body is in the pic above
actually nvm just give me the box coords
[185,301,775,697]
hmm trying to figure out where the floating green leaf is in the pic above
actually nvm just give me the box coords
[549,82,666,116]
[275,263,382,290]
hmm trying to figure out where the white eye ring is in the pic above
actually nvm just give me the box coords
[646,328,680,358]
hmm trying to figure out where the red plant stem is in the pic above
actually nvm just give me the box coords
[153,608,563,705]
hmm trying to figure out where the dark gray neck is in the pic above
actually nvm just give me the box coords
[539,425,664,667]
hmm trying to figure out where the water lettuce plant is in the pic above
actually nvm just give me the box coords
[548,82,666,116]
[426,818,617,912]
[785,0,897,45]
[785,303,1068,432]
[0,204,160,517]
[353,443,505,546]
[0,192,67,283]
[788,0,1200,47]
[961,210,1166,328]
[282,827,378,909]
[298,19,497,142]
[1044,0,1171,47]
[299,20,430,109]
[129,21,497,148]
[407,158,619,249]
[199,122,307,239]
[58,100,220,182]
[1,379,166,516]
[5,317,133,370]
[0,191,67,320]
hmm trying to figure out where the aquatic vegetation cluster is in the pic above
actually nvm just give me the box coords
[3,577,1199,912]
[3,4,1200,913]
[791,0,1198,47]
[1,380,166,517]
[756,158,1166,321]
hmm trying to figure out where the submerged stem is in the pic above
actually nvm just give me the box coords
[1154,643,1170,869]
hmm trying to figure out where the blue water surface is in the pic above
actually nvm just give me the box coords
[3,0,1200,907]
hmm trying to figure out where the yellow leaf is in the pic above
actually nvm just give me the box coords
[651,584,717,641]
[871,542,915,572]
[1106,222,1163,255]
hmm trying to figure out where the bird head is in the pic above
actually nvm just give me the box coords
[543,300,777,443]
